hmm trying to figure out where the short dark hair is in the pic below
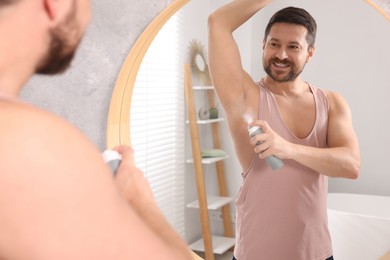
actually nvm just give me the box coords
[264,7,317,48]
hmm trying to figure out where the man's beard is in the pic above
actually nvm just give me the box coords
[263,57,305,83]
[36,2,80,75]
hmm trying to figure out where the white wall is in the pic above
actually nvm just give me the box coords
[182,0,390,243]
[181,0,213,243]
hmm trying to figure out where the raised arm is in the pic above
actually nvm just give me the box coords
[208,0,273,108]
[208,0,274,170]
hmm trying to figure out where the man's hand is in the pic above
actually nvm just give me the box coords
[249,120,293,160]
[112,145,157,214]
[111,145,193,259]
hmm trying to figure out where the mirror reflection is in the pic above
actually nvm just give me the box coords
[126,0,390,259]
[195,54,206,72]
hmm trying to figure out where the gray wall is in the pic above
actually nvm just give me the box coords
[21,0,168,151]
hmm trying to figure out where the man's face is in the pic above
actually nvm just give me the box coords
[262,23,314,82]
[36,0,91,75]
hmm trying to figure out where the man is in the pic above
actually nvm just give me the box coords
[0,0,192,259]
[208,0,360,259]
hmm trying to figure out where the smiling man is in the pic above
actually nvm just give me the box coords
[208,0,360,259]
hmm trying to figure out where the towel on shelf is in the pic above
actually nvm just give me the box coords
[201,149,226,158]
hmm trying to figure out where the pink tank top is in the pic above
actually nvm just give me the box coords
[234,81,333,260]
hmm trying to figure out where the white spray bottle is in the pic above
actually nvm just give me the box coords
[102,149,122,175]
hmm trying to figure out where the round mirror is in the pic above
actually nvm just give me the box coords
[106,0,390,258]
[195,54,206,71]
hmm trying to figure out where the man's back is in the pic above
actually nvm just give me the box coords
[0,97,191,259]
[0,97,132,259]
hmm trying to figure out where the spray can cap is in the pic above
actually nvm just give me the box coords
[102,149,122,162]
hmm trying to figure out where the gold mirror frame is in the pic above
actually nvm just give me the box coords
[106,0,189,148]
[365,0,390,21]
[105,2,205,258]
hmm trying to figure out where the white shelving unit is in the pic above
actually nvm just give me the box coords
[193,86,215,90]
[190,236,236,255]
[186,118,225,124]
[186,155,229,164]
[184,64,234,260]
[186,196,234,210]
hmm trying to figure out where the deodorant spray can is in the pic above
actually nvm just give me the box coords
[248,125,284,170]
[102,150,122,175]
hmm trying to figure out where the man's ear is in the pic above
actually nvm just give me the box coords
[306,46,315,63]
[43,0,57,20]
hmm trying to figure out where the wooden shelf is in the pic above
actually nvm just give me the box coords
[186,118,225,124]
[186,155,229,164]
[184,64,234,260]
[190,236,235,255]
[187,196,234,210]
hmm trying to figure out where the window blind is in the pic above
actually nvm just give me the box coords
[130,12,185,237]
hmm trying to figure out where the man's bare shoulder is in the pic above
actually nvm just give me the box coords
[0,99,100,172]
[322,89,351,115]
[323,89,342,100]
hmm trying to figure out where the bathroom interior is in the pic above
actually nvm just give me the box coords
[21,0,390,259]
